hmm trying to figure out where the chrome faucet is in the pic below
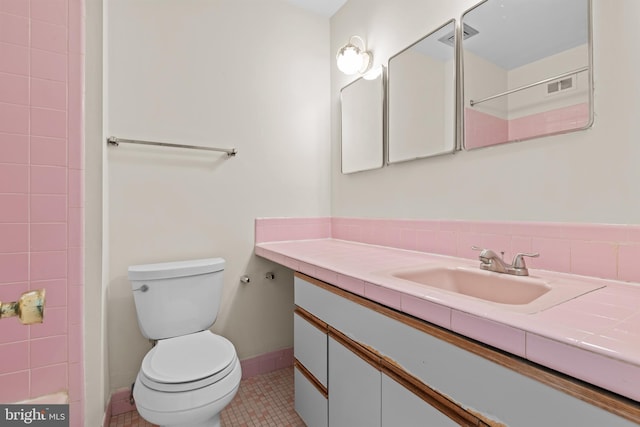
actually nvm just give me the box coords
[472,246,539,276]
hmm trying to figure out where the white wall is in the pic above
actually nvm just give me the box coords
[331,0,640,224]
[106,0,330,391]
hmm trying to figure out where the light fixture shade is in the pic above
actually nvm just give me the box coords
[336,36,372,75]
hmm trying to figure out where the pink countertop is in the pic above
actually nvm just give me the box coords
[255,238,640,403]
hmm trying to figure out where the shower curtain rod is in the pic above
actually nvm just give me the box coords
[469,66,589,107]
[107,136,237,157]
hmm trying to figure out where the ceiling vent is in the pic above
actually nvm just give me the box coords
[438,23,479,47]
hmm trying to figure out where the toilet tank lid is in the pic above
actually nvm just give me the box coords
[128,258,225,281]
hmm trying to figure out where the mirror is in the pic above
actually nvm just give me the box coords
[462,0,592,149]
[387,20,457,163]
[340,69,385,174]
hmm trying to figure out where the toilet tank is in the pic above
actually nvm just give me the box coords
[128,258,225,340]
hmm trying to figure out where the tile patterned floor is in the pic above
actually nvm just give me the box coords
[109,366,305,427]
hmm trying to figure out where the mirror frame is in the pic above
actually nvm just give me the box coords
[460,0,594,150]
[386,19,459,165]
[340,67,386,174]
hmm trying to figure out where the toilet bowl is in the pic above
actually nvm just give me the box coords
[129,258,241,427]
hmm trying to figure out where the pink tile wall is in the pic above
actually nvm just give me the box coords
[509,103,590,141]
[0,0,84,424]
[465,103,589,147]
[464,107,509,149]
[331,218,640,284]
[256,217,640,285]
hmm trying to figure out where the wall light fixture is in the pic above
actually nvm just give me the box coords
[336,35,372,75]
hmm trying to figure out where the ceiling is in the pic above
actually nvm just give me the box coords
[286,0,347,17]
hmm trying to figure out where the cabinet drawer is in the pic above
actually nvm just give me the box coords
[295,365,328,427]
[294,311,328,387]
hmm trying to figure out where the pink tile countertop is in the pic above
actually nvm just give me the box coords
[255,238,640,403]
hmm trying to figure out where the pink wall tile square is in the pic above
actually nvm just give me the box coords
[0,371,30,402]
[0,281,27,301]
[30,195,67,222]
[31,49,67,82]
[30,20,67,53]
[30,335,67,367]
[30,363,67,398]
[0,42,28,75]
[0,12,28,45]
[571,240,617,279]
[30,306,67,338]
[30,136,67,167]
[0,341,29,374]
[0,223,27,252]
[0,132,28,165]
[435,230,457,256]
[0,316,28,344]
[456,231,483,260]
[30,107,67,138]
[30,251,66,280]
[530,238,571,272]
[0,194,28,222]
[618,244,640,283]
[0,102,29,134]
[30,165,67,194]
[30,0,68,26]
[0,253,28,283]
[31,279,66,307]
[30,79,67,110]
[0,72,28,105]
[562,223,628,243]
[30,223,67,251]
[0,0,29,16]
[452,311,526,357]
[0,163,28,193]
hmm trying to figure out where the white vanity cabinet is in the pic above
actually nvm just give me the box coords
[293,310,328,427]
[328,336,381,427]
[293,273,640,427]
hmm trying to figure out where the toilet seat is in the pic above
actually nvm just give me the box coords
[140,330,237,393]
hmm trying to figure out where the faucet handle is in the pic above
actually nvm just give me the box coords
[512,252,539,269]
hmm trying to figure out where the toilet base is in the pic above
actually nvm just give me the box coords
[134,358,241,427]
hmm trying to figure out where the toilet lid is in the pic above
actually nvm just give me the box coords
[141,331,236,385]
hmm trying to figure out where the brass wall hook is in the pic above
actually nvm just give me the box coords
[0,289,46,325]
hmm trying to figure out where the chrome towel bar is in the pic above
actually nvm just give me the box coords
[107,136,237,157]
[470,66,589,107]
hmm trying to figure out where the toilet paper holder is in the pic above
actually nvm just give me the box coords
[0,289,46,325]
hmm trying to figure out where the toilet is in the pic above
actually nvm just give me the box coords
[128,258,241,427]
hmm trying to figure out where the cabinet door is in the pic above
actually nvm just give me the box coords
[294,311,327,387]
[295,366,328,427]
[328,336,381,427]
[381,374,458,427]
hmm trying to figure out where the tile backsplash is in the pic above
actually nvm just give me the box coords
[255,217,640,285]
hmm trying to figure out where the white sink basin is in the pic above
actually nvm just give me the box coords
[392,266,550,305]
[382,264,604,314]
